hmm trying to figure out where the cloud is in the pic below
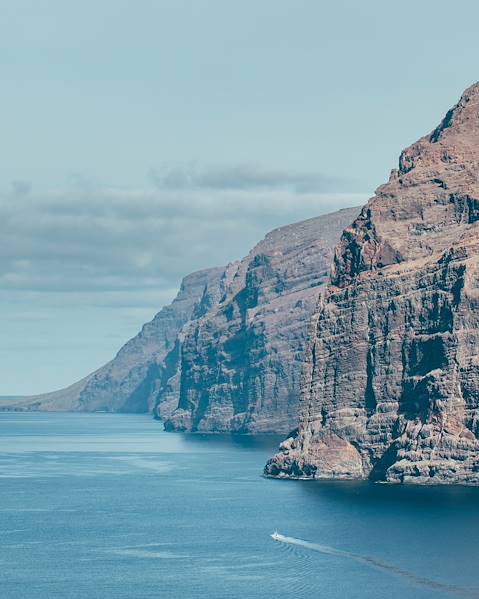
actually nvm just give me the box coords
[148,162,347,194]
[0,184,367,304]
[10,180,32,197]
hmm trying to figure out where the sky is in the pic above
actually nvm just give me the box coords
[1,0,479,395]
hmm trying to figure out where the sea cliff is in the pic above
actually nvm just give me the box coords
[265,83,479,484]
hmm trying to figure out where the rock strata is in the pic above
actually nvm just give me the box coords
[265,82,479,484]
[164,208,359,433]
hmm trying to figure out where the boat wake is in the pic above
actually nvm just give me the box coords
[271,533,475,598]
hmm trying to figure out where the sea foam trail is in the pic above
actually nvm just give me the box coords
[272,534,475,598]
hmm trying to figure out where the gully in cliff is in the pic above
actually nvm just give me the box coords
[265,82,479,485]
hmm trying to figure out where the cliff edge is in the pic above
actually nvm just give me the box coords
[265,83,479,484]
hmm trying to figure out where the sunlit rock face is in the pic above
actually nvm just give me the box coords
[163,208,359,433]
[266,83,479,484]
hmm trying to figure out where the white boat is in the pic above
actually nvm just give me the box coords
[271,531,281,541]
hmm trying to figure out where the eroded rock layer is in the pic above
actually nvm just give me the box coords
[265,83,479,484]
[164,208,359,433]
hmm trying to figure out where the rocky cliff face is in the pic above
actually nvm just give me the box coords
[265,83,479,484]
[164,208,359,433]
[4,267,225,415]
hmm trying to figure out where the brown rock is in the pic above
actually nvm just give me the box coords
[265,82,479,484]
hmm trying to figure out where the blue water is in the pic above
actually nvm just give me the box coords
[1,413,479,599]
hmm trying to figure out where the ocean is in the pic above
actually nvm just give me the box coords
[1,412,478,599]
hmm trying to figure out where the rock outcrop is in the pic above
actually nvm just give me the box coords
[3,267,225,415]
[265,82,479,484]
[164,208,359,433]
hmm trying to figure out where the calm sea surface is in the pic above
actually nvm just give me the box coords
[1,412,479,599]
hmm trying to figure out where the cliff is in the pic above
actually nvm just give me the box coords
[164,208,359,433]
[265,83,479,484]
[3,267,225,415]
